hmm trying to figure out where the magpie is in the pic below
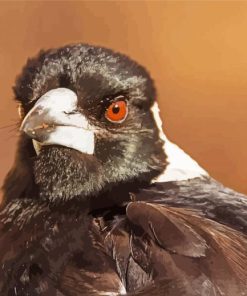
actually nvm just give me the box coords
[1,44,247,296]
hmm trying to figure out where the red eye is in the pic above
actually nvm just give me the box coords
[105,100,128,123]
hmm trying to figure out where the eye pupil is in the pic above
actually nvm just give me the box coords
[105,100,128,123]
[112,104,120,114]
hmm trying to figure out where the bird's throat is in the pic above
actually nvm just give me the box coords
[33,146,103,202]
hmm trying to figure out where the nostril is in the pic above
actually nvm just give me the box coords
[63,110,78,115]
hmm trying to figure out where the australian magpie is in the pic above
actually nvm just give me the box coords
[1,44,247,296]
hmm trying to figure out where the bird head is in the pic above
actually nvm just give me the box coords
[4,44,167,202]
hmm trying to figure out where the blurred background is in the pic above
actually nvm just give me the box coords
[1,1,247,201]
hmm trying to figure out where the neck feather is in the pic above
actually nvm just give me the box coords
[151,102,208,182]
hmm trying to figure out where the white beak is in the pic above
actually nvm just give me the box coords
[20,88,95,155]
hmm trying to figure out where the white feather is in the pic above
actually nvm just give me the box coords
[151,102,208,182]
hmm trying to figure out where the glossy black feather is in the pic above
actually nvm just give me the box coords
[1,44,247,295]
[1,178,247,295]
[102,178,247,295]
[134,177,247,233]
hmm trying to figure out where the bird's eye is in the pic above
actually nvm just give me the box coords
[105,100,128,123]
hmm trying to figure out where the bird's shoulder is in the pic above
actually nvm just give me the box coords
[137,176,247,233]
[99,177,247,295]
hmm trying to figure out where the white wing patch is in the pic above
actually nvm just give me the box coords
[151,102,208,182]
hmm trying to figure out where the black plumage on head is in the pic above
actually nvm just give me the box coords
[4,44,167,203]
[1,44,247,296]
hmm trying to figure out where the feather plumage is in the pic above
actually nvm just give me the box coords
[1,44,247,295]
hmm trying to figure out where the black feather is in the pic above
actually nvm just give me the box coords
[1,44,247,295]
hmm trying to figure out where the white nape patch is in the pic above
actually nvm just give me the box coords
[21,88,95,155]
[151,102,208,182]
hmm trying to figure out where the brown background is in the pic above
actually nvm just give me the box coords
[1,1,247,201]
